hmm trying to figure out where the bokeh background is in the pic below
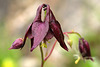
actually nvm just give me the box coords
[0,0,100,67]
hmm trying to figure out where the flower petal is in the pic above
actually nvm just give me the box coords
[50,20,68,51]
[27,23,33,39]
[79,39,86,57]
[31,38,34,48]
[83,40,91,57]
[44,29,53,41]
[31,22,49,51]
[83,40,93,61]
[50,10,68,51]
[31,5,50,51]
[21,23,33,49]
[34,4,47,22]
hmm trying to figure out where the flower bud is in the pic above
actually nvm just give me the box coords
[9,38,23,50]
[79,38,93,61]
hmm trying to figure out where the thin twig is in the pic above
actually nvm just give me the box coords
[39,44,44,67]
[66,32,82,38]
[44,40,57,61]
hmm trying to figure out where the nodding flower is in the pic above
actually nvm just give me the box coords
[9,4,68,52]
[79,38,93,61]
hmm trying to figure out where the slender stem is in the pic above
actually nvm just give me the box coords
[44,40,57,61]
[63,32,69,39]
[64,32,82,38]
[39,44,45,67]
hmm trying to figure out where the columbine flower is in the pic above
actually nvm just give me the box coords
[79,38,93,61]
[9,4,68,52]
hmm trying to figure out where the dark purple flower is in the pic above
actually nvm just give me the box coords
[9,4,68,52]
[79,38,93,61]
[9,38,24,49]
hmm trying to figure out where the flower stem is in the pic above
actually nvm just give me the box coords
[39,44,45,67]
[64,32,82,38]
[63,32,69,38]
[44,40,57,61]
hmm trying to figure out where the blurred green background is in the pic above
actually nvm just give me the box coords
[0,0,100,67]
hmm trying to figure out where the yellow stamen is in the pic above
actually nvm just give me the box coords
[47,41,50,43]
[75,56,80,64]
[41,43,47,48]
